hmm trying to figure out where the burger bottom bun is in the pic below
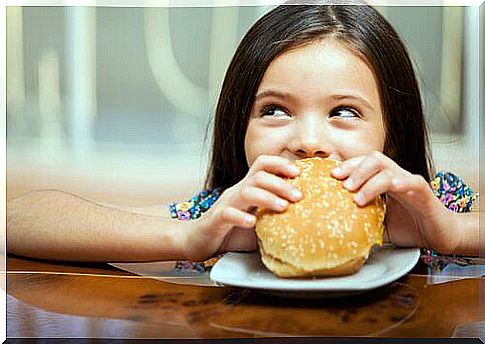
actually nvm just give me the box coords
[259,244,366,278]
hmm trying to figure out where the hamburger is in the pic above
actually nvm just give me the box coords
[255,157,386,278]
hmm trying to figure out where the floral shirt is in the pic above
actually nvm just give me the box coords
[169,171,477,272]
[430,171,476,212]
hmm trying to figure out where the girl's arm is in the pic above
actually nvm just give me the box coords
[454,211,480,256]
[7,189,190,262]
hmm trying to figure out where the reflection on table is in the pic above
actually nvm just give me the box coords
[6,254,482,338]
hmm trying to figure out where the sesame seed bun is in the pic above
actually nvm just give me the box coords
[255,157,386,278]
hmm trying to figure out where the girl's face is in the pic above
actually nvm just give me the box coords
[245,38,386,166]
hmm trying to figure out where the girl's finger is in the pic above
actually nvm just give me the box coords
[249,170,303,202]
[213,206,256,230]
[353,170,395,206]
[250,155,300,178]
[389,174,442,216]
[331,155,366,179]
[236,185,290,212]
[219,226,258,253]
[343,152,392,191]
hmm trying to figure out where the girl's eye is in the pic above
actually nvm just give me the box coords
[260,106,290,118]
[330,106,361,118]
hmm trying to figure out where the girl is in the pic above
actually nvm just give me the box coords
[8,4,479,262]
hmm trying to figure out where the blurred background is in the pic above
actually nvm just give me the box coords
[6,5,482,206]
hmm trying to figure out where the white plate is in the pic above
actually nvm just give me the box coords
[210,246,420,298]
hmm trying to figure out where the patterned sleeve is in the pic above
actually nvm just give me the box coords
[169,188,222,221]
[423,171,478,258]
[430,171,477,213]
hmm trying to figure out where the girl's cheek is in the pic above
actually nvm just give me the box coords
[338,130,384,158]
[245,122,286,165]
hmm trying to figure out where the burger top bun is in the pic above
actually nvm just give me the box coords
[255,157,386,278]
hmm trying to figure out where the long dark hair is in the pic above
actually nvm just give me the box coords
[204,5,433,190]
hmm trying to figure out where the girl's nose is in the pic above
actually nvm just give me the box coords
[289,117,331,159]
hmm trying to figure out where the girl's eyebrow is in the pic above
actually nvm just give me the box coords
[255,89,293,102]
[329,94,376,112]
[255,89,376,113]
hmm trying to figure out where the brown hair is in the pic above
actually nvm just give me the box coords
[205,5,433,190]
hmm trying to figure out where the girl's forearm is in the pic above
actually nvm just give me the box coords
[7,189,189,262]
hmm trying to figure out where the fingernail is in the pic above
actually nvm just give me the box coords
[244,215,255,225]
[276,199,289,210]
[355,192,365,205]
[332,167,342,175]
[289,165,299,174]
[343,178,353,189]
[292,189,303,200]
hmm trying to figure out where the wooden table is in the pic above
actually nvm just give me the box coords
[6,254,483,339]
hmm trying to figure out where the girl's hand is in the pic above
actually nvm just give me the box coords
[331,151,460,254]
[182,155,303,262]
